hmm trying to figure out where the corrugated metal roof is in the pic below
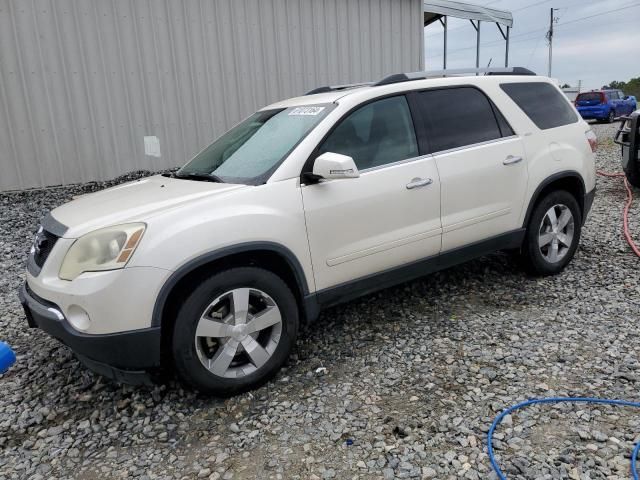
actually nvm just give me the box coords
[424,0,513,27]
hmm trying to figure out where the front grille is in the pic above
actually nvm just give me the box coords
[33,229,59,268]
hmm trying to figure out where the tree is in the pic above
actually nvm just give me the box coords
[561,83,571,88]
[624,77,640,99]
[608,80,626,90]
[602,77,640,98]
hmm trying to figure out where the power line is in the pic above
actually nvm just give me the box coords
[428,28,546,57]
[426,0,637,45]
[426,2,640,58]
[512,0,552,13]
[427,30,546,59]
[525,33,545,67]
[553,0,624,14]
[550,2,582,14]
[557,2,640,27]
[429,14,640,61]
[424,0,572,39]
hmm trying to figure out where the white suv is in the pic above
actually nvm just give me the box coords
[20,68,596,395]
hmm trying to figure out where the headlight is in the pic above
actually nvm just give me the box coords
[59,223,146,280]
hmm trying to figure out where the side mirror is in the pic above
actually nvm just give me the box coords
[624,95,630,100]
[312,152,360,180]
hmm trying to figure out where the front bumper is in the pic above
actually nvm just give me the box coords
[19,283,161,384]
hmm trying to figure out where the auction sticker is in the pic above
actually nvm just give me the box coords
[289,106,325,116]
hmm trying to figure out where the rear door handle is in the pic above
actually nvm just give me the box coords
[503,155,523,165]
[406,177,433,189]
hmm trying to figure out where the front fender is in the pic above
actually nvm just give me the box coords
[128,178,315,293]
[150,241,310,327]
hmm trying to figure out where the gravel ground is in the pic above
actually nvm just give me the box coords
[1,122,639,480]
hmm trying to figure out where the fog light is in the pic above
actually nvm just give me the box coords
[67,305,91,331]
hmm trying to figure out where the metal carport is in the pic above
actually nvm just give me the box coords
[424,0,514,69]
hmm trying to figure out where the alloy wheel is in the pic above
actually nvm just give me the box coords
[194,288,282,378]
[538,204,575,263]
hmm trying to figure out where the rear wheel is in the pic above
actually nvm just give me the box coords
[623,115,640,187]
[606,110,615,123]
[172,267,299,396]
[521,190,582,276]
[624,160,640,188]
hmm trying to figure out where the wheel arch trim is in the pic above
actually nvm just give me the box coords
[151,242,310,328]
[522,171,586,229]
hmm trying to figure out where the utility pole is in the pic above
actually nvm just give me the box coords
[547,8,554,77]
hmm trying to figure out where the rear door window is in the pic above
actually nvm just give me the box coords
[501,82,578,130]
[415,87,507,153]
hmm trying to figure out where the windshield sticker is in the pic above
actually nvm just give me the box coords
[288,106,325,116]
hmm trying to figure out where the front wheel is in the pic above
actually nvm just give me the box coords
[521,190,582,276]
[172,267,299,396]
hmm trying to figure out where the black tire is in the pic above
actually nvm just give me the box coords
[625,169,640,188]
[172,267,299,396]
[521,190,582,276]
[606,110,615,123]
[624,159,640,188]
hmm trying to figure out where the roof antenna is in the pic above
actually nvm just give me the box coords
[484,58,492,75]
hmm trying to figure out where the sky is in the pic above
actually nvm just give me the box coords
[424,0,640,90]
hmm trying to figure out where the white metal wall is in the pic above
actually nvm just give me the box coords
[0,0,423,191]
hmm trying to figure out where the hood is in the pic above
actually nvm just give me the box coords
[50,175,246,238]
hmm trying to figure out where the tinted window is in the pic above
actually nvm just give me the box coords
[576,92,602,102]
[318,96,418,170]
[416,87,503,153]
[501,82,578,129]
[494,106,515,137]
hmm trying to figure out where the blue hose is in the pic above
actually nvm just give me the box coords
[0,341,16,374]
[487,397,640,480]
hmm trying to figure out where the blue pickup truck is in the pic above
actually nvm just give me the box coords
[575,89,637,123]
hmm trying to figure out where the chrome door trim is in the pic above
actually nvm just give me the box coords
[430,135,519,157]
[358,153,433,174]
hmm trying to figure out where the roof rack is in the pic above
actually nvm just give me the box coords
[375,67,536,86]
[304,67,536,95]
[305,82,373,96]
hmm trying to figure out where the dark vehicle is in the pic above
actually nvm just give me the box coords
[615,110,640,187]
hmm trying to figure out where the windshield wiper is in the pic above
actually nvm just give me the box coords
[171,172,225,183]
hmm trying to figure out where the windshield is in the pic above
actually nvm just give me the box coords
[178,105,332,184]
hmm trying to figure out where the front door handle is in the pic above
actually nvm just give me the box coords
[406,177,433,189]
[503,155,523,165]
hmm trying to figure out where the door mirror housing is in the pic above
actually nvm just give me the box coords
[623,95,630,100]
[312,152,360,180]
